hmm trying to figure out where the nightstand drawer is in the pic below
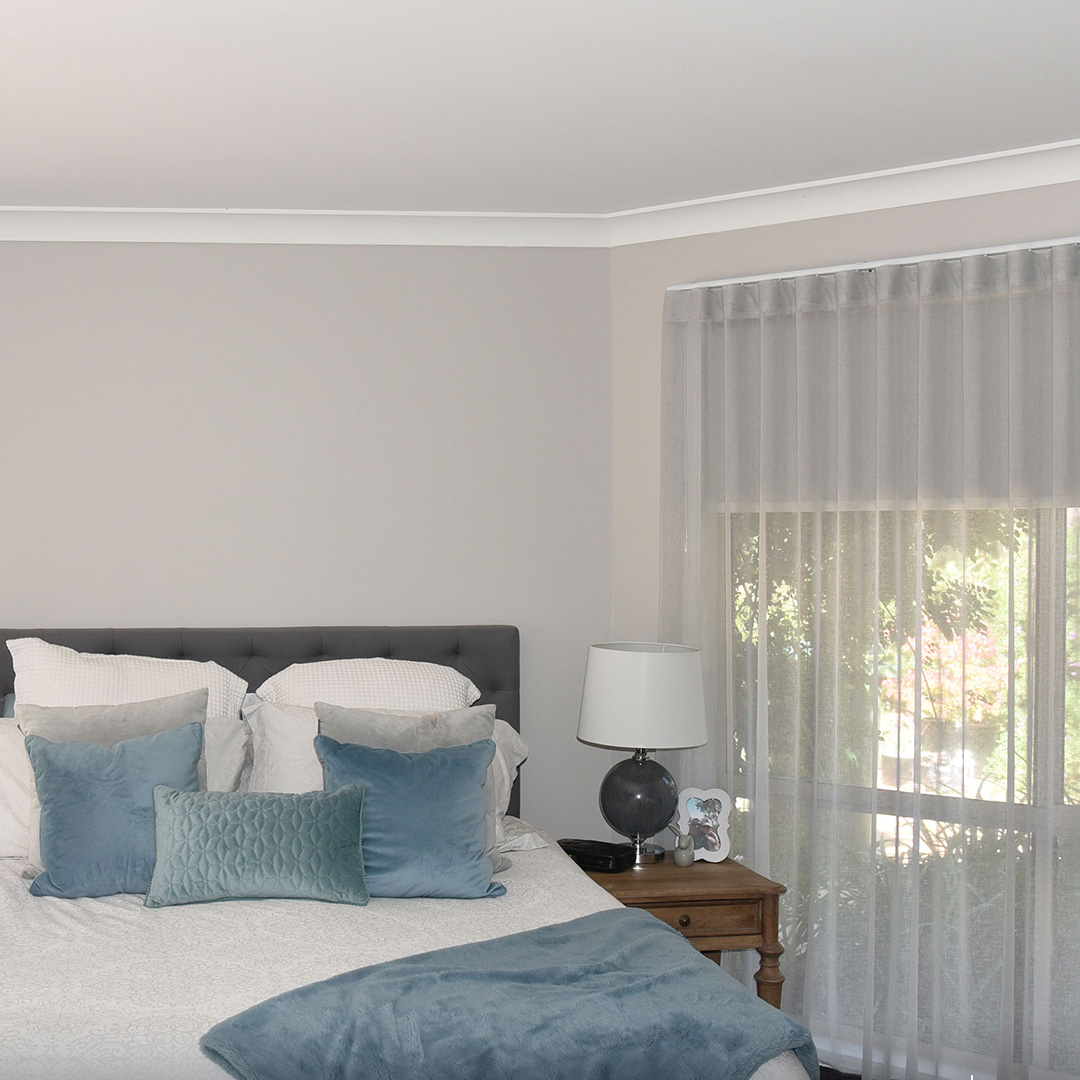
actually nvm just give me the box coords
[645,899,762,939]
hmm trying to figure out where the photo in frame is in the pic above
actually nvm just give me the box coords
[676,787,732,862]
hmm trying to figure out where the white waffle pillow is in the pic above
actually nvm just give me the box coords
[7,638,249,792]
[255,656,481,712]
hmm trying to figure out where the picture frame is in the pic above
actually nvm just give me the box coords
[676,787,732,862]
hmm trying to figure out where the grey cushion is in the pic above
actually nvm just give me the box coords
[145,785,368,908]
[315,702,495,751]
[17,689,210,868]
[17,688,209,743]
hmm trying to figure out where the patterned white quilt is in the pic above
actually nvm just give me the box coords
[0,825,808,1080]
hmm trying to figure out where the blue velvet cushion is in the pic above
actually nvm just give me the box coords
[145,785,369,908]
[314,736,505,899]
[24,722,203,898]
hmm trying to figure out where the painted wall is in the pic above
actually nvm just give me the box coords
[8,183,1078,842]
[0,241,613,841]
[609,181,1080,647]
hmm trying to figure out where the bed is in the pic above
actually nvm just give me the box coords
[0,625,814,1080]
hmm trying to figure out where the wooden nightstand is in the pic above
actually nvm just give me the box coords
[584,856,786,1008]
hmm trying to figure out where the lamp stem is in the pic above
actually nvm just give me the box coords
[632,749,666,865]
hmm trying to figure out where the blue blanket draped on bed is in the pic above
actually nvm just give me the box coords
[201,907,819,1080]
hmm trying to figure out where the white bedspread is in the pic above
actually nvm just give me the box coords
[0,826,808,1080]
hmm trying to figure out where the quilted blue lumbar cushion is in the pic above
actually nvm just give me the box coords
[314,735,505,899]
[25,722,203,898]
[145,785,369,908]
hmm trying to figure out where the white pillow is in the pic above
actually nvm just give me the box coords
[487,720,527,847]
[245,698,324,794]
[255,657,481,712]
[0,718,32,857]
[499,814,549,852]
[7,638,249,792]
[244,696,527,846]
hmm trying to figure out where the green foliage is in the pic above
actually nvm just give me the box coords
[727,507,1073,804]
[726,505,1080,1066]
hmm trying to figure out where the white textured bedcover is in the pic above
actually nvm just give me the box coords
[0,826,809,1080]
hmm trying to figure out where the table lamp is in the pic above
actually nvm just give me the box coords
[577,642,707,864]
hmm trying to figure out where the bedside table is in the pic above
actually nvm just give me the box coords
[584,856,786,1008]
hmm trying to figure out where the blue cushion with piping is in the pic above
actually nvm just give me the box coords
[145,785,368,908]
[25,722,203,898]
[315,736,504,899]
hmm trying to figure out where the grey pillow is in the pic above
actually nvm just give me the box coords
[145,785,368,908]
[315,702,494,751]
[313,702,509,873]
[17,688,210,868]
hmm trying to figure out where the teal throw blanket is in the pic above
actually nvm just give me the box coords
[201,907,818,1080]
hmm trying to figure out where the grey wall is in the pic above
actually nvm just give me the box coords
[0,241,614,841]
[10,184,1075,843]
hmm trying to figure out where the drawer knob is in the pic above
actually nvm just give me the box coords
[678,915,691,928]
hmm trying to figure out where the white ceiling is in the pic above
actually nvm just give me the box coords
[4,1,1080,240]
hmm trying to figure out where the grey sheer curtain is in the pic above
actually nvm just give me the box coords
[661,246,1080,1080]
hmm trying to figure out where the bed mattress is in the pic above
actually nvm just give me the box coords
[0,825,808,1080]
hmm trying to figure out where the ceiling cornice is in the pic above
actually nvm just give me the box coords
[3,139,1079,249]
[0,206,610,248]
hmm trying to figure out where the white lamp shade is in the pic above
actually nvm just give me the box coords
[577,642,707,750]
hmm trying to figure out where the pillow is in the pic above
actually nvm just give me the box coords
[315,701,494,751]
[255,656,480,712]
[248,699,527,859]
[315,735,504,899]
[2,693,13,717]
[499,814,549,851]
[17,689,210,868]
[486,720,528,846]
[25,722,203,897]
[0,718,31,857]
[7,638,248,792]
[245,696,525,854]
[314,701,508,873]
[244,698,324,794]
[17,688,209,743]
[145,785,368,908]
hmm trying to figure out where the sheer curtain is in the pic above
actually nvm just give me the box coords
[660,246,1080,1080]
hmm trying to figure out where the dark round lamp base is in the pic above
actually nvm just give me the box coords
[598,754,679,851]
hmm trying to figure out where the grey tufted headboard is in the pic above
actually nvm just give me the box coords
[0,624,521,815]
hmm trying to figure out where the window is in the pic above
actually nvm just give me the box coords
[723,507,1079,1075]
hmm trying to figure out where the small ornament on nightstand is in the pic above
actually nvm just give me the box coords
[677,787,732,862]
[668,823,695,867]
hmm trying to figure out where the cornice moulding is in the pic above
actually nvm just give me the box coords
[3,139,1079,248]
[606,139,1080,247]
[0,207,610,248]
